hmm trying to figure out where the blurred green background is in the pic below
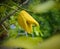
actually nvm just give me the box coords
[0,0,60,49]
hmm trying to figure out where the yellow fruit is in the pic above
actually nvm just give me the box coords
[18,13,27,32]
[17,10,39,33]
[20,10,39,26]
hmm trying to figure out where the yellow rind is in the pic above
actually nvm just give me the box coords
[17,10,39,33]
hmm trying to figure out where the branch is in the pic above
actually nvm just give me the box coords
[0,0,29,25]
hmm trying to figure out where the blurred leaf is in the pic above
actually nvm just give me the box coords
[1,36,43,49]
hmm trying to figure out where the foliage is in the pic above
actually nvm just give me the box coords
[0,0,60,48]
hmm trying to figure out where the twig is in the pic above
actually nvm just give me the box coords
[0,8,18,24]
[22,0,29,5]
[1,24,9,33]
[0,0,29,25]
